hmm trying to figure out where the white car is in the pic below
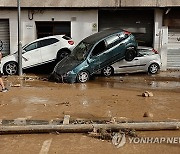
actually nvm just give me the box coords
[0,35,75,75]
[101,46,161,76]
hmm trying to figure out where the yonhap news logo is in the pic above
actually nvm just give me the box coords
[112,133,180,148]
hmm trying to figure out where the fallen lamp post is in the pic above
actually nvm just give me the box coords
[0,116,179,134]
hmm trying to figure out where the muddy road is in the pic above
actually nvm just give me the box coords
[0,72,180,154]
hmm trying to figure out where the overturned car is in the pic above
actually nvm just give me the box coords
[50,28,138,83]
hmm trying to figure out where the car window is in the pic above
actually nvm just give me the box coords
[24,42,40,52]
[106,35,120,49]
[91,41,106,56]
[40,38,59,48]
[118,33,127,40]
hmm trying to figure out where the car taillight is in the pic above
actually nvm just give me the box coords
[152,49,159,54]
[68,40,74,45]
[124,31,131,36]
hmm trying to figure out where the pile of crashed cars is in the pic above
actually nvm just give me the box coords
[0,28,161,83]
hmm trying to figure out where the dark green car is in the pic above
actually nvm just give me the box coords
[51,28,137,83]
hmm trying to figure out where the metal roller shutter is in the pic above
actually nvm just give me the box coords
[98,10,154,47]
[0,19,10,56]
[167,28,180,69]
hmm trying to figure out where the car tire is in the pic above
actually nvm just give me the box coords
[148,63,160,74]
[57,50,70,61]
[101,66,114,77]
[3,61,18,75]
[77,71,90,83]
[125,48,136,61]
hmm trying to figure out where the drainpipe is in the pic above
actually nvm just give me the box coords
[17,0,23,76]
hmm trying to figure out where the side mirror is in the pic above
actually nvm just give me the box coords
[89,53,94,59]
[22,49,26,54]
[87,58,90,64]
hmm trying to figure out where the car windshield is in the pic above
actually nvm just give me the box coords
[71,41,92,61]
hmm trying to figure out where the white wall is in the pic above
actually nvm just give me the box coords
[153,9,163,51]
[0,9,98,54]
[160,26,168,71]
[154,9,168,71]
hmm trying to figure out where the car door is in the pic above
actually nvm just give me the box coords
[88,35,126,73]
[112,54,142,73]
[101,34,125,68]
[137,52,152,71]
[22,41,42,68]
[88,41,106,73]
[40,38,60,63]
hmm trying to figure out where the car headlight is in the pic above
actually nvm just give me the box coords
[64,70,74,77]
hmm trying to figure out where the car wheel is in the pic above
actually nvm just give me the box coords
[3,62,18,75]
[125,48,136,61]
[148,63,159,74]
[77,71,90,83]
[101,66,114,77]
[57,50,70,61]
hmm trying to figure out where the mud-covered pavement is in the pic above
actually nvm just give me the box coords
[0,71,180,154]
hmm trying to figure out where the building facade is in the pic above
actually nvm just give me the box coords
[0,0,180,70]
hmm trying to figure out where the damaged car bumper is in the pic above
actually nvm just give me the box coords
[50,71,77,83]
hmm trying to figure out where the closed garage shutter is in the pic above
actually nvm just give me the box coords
[167,28,180,69]
[0,20,10,56]
[98,10,154,47]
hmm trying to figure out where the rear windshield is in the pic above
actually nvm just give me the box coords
[62,35,72,40]
[138,48,152,53]
[138,49,154,56]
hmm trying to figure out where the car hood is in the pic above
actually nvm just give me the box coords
[54,56,82,75]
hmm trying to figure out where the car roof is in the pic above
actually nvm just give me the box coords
[33,35,64,42]
[83,28,124,44]
[22,35,64,48]
[29,35,64,44]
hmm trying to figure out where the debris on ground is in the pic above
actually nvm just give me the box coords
[11,84,21,87]
[23,77,35,81]
[88,128,137,141]
[18,75,48,81]
[143,112,154,118]
[55,102,70,107]
[142,91,153,97]
[0,104,8,107]
[88,128,112,140]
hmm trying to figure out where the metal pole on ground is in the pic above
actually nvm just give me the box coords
[17,0,23,76]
